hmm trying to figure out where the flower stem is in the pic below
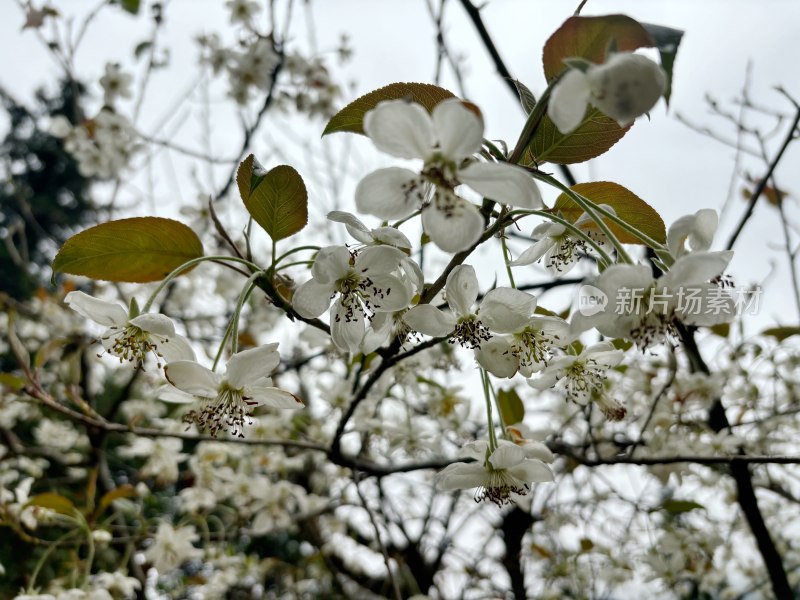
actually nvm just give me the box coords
[274,244,321,267]
[229,270,266,355]
[508,74,562,164]
[500,233,517,288]
[533,171,669,255]
[509,209,614,266]
[142,255,262,313]
[481,369,498,451]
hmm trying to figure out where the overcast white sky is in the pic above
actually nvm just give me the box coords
[2,0,799,330]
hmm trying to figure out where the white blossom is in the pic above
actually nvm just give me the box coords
[118,437,188,484]
[143,523,202,573]
[293,245,412,353]
[667,209,718,258]
[527,342,625,419]
[355,99,542,252]
[403,264,537,349]
[65,291,195,366]
[165,344,303,437]
[99,62,133,106]
[571,251,735,347]
[511,210,613,275]
[437,439,554,506]
[548,52,667,134]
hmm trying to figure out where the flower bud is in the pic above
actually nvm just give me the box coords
[586,53,667,126]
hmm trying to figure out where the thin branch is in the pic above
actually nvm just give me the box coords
[456,0,577,185]
[353,474,403,600]
[725,103,800,250]
[550,441,800,467]
[215,54,286,201]
[573,0,591,15]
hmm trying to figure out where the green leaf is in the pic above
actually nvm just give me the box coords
[534,15,656,165]
[534,305,559,318]
[7,314,30,371]
[323,82,457,136]
[709,323,731,338]
[513,80,537,115]
[34,338,68,370]
[542,15,655,82]
[524,108,631,165]
[642,23,684,105]
[611,338,633,351]
[237,156,308,242]
[760,326,800,342]
[0,373,26,391]
[26,492,76,516]
[660,499,704,515]
[496,388,525,426]
[553,181,666,246]
[96,484,137,516]
[53,217,203,283]
[134,41,152,60]
[119,0,140,14]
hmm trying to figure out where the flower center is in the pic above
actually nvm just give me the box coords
[630,311,678,350]
[546,237,587,272]
[474,467,528,506]
[422,155,458,188]
[512,327,557,367]
[102,324,164,366]
[452,315,491,349]
[334,270,393,322]
[182,381,255,438]
[564,359,606,403]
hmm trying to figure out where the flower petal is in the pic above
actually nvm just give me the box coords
[436,462,487,491]
[403,305,456,337]
[311,245,351,284]
[355,245,405,274]
[507,459,554,483]
[371,227,412,251]
[520,441,554,463]
[227,344,280,387]
[327,210,368,232]
[587,53,666,126]
[164,360,220,397]
[547,68,592,134]
[244,386,304,409]
[422,190,484,253]
[129,313,176,337]
[458,162,542,208]
[431,99,483,161]
[360,312,394,354]
[155,333,196,363]
[64,291,127,327]
[363,99,435,160]
[480,288,537,333]
[660,251,733,289]
[366,274,412,312]
[509,237,553,266]
[330,298,366,353]
[488,443,525,470]
[460,439,490,460]
[445,264,479,317]
[293,279,334,318]
[355,167,425,220]
[327,211,373,245]
[526,370,561,391]
[475,336,519,378]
